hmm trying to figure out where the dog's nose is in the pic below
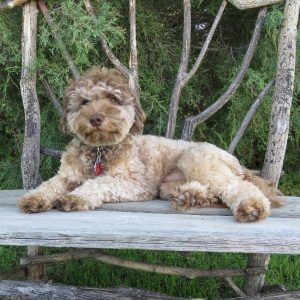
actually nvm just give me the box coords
[89,113,104,127]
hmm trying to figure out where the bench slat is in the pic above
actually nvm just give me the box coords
[0,190,299,218]
[1,201,300,254]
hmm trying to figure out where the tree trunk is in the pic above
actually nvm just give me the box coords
[20,0,44,282]
[244,0,299,295]
[261,0,300,184]
[20,0,40,189]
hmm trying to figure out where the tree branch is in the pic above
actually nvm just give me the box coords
[165,0,192,138]
[181,7,267,141]
[228,79,275,154]
[37,0,80,79]
[20,250,267,279]
[40,75,63,116]
[83,0,130,78]
[128,0,142,110]
[40,147,63,158]
[224,277,246,297]
[166,0,226,139]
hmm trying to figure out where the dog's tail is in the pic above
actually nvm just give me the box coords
[242,168,284,208]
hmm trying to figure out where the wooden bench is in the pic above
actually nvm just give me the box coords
[1,190,300,299]
[1,190,300,254]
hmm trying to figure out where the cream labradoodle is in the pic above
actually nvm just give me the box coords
[18,67,282,222]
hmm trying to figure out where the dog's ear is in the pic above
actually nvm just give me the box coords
[130,101,146,134]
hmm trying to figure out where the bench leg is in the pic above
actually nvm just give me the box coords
[26,246,45,281]
[243,253,270,295]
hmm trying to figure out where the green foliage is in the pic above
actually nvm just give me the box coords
[0,1,299,192]
[2,247,300,299]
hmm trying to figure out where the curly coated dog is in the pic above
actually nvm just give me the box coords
[18,67,283,222]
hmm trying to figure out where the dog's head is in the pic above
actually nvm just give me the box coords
[60,67,146,146]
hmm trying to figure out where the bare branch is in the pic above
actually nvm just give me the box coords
[0,0,29,10]
[165,0,192,138]
[228,79,275,154]
[129,0,138,79]
[37,0,80,79]
[40,75,63,116]
[128,0,142,110]
[166,0,226,139]
[224,277,246,297]
[40,147,63,158]
[20,0,41,189]
[83,0,130,78]
[181,7,267,141]
[183,0,227,86]
[261,0,300,184]
[20,250,266,279]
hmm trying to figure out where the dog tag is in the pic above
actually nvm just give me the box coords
[94,162,103,176]
[94,147,103,176]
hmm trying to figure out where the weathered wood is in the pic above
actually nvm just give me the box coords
[20,0,41,189]
[181,7,267,141]
[0,0,30,11]
[228,0,283,10]
[1,199,300,253]
[245,1,300,295]
[19,250,266,279]
[228,79,274,154]
[224,277,246,297]
[128,0,142,116]
[21,2,44,282]
[262,0,300,184]
[244,254,270,295]
[228,290,300,299]
[26,245,45,281]
[40,147,63,157]
[0,190,299,219]
[166,0,226,139]
[0,280,186,300]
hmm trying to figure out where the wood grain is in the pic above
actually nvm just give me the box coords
[0,280,186,300]
[1,191,300,253]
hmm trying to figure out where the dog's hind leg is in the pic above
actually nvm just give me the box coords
[176,146,271,222]
[160,181,219,210]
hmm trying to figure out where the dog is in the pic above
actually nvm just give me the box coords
[18,67,283,222]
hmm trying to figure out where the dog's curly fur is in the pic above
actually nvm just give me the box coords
[18,67,283,222]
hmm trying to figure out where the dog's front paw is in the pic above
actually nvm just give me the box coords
[18,193,52,213]
[55,194,92,212]
[234,198,270,223]
[171,183,218,210]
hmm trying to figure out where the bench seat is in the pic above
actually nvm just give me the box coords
[1,190,300,254]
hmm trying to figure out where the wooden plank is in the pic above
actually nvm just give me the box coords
[228,0,283,10]
[228,290,300,299]
[0,280,187,300]
[0,190,299,218]
[1,204,300,253]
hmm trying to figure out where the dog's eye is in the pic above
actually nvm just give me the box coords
[109,95,121,105]
[81,99,89,106]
